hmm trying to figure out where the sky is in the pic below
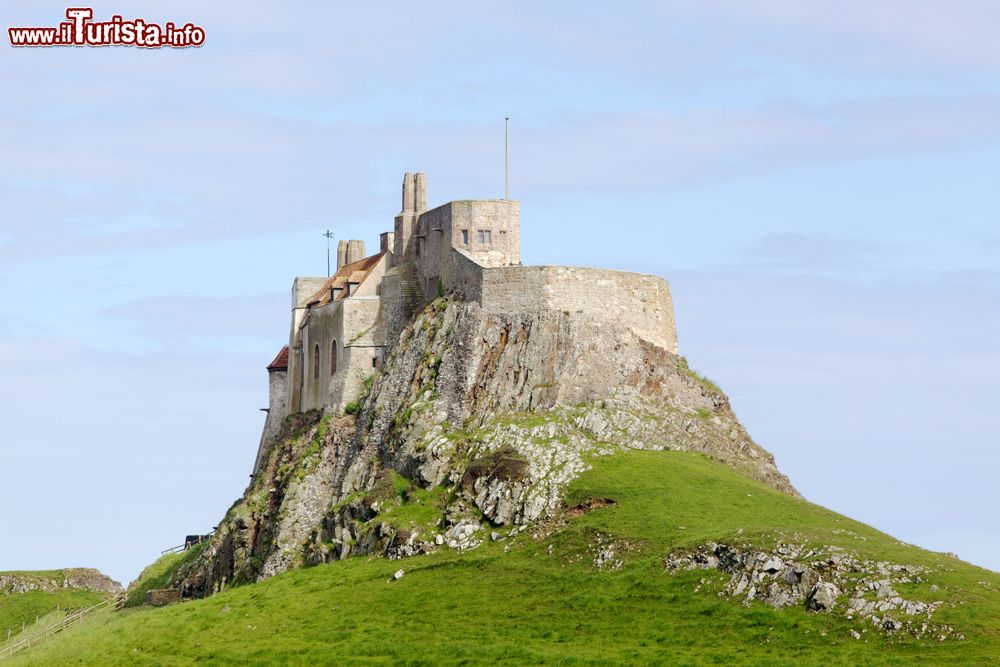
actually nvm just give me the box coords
[1,1,998,585]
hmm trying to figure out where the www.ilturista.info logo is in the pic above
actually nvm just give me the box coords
[8,8,205,48]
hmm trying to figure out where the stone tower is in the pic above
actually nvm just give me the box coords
[392,172,428,265]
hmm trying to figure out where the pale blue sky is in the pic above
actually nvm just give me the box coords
[1,1,998,584]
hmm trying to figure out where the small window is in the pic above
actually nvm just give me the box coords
[477,229,492,244]
[313,344,320,380]
[330,340,338,375]
[371,357,377,368]
[461,230,469,245]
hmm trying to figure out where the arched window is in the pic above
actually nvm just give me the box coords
[330,340,338,375]
[313,344,320,380]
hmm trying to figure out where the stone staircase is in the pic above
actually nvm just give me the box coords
[390,263,426,319]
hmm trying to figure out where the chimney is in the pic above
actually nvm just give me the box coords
[336,240,349,271]
[346,239,366,265]
[394,172,419,263]
[380,231,395,253]
[414,172,428,212]
[402,172,415,213]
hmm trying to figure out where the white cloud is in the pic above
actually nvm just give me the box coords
[4,93,1000,263]
[688,1,1000,73]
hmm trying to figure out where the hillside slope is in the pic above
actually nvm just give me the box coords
[9,451,999,665]
[0,570,120,643]
[171,298,796,595]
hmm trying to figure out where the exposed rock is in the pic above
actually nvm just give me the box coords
[807,582,840,612]
[586,532,637,572]
[445,519,483,551]
[174,299,798,597]
[0,569,122,596]
[664,539,962,641]
[761,556,784,574]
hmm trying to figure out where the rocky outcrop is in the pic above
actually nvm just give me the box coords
[173,298,797,597]
[664,540,964,641]
[0,569,122,596]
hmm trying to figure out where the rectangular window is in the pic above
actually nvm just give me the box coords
[477,230,492,244]
[461,229,469,244]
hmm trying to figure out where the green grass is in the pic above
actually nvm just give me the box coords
[678,356,724,396]
[0,572,105,643]
[9,451,1000,665]
[123,552,190,608]
[375,483,452,533]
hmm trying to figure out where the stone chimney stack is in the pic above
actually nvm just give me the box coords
[414,172,428,212]
[336,240,349,271]
[380,231,395,253]
[394,172,420,262]
[345,239,366,266]
[401,172,415,213]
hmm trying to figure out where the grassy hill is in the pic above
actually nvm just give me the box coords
[0,572,106,644]
[8,451,999,665]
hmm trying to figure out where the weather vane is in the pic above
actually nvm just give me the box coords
[323,229,335,276]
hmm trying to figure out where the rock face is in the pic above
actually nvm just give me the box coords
[173,299,797,597]
[807,582,840,612]
[664,540,963,641]
[0,569,122,596]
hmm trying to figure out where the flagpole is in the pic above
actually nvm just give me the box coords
[504,115,510,200]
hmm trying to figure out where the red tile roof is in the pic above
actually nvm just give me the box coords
[305,252,386,307]
[267,346,289,371]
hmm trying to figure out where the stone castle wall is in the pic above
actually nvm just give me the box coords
[275,173,676,420]
[449,248,485,301]
[298,296,385,412]
[451,251,677,353]
[415,200,520,301]
[253,368,288,475]
[286,277,329,415]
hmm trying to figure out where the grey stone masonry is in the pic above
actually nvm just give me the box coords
[272,170,677,423]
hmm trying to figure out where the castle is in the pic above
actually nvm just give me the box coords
[254,172,678,472]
